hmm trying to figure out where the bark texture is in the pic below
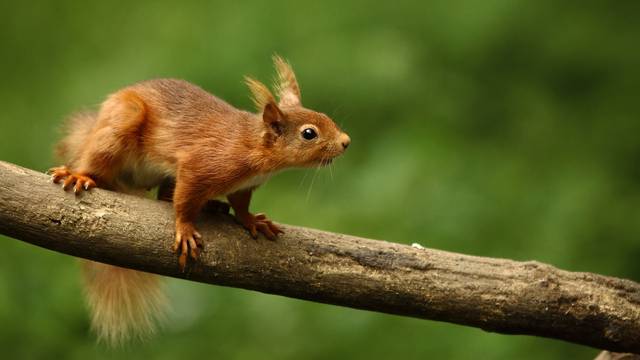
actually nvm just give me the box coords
[0,161,638,353]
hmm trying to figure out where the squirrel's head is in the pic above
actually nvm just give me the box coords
[246,56,350,168]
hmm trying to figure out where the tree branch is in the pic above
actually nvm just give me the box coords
[0,160,638,353]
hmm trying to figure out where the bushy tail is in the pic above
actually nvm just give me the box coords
[82,261,168,346]
[56,112,168,345]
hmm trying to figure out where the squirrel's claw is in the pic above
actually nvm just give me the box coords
[256,213,284,238]
[49,166,96,195]
[238,213,283,240]
[48,166,70,182]
[173,223,202,272]
[248,224,259,239]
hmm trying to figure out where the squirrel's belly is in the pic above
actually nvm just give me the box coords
[118,157,175,190]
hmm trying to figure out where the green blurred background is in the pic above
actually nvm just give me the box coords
[1,0,639,358]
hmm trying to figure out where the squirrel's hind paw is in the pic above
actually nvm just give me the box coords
[48,166,96,195]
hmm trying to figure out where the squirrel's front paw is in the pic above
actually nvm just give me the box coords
[237,213,284,240]
[173,221,202,271]
[48,166,96,195]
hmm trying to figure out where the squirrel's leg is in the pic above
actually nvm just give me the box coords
[158,177,230,214]
[50,91,147,194]
[49,124,120,193]
[227,190,284,240]
[172,171,213,271]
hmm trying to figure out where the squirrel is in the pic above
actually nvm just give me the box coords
[49,56,350,345]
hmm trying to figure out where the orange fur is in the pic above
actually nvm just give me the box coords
[51,57,351,344]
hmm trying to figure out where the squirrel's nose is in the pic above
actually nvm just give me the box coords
[340,134,351,150]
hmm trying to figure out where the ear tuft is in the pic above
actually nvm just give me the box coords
[245,76,276,111]
[273,55,301,107]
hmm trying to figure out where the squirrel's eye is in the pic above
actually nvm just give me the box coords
[301,128,317,140]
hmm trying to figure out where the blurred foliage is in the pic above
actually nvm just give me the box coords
[1,0,639,359]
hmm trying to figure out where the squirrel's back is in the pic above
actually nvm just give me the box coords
[56,79,231,162]
[129,78,240,120]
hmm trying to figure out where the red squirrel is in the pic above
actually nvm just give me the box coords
[49,56,350,344]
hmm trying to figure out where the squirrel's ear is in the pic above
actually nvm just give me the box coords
[262,101,285,135]
[245,76,276,112]
[273,55,301,107]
